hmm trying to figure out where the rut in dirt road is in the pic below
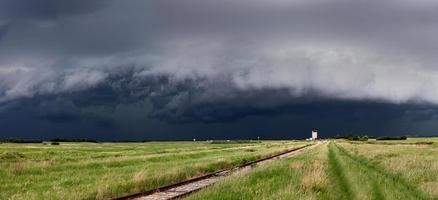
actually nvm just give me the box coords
[327,143,431,200]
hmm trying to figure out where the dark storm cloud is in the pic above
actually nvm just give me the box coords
[0,0,108,20]
[2,77,435,140]
[0,23,8,40]
[1,0,438,139]
[2,0,438,103]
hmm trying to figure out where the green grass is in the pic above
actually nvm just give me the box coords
[188,143,329,200]
[3,138,437,200]
[0,141,308,200]
[327,143,354,199]
[189,139,438,200]
[338,138,438,198]
[330,142,430,199]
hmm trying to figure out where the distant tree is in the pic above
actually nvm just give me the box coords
[376,136,408,140]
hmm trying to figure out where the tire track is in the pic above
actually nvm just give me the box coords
[334,143,430,200]
[328,143,355,199]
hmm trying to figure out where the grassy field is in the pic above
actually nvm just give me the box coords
[338,137,438,198]
[189,138,438,200]
[0,141,307,200]
[2,138,437,200]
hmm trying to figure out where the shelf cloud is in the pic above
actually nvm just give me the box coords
[1,0,438,139]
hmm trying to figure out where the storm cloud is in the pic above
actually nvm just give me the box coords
[1,0,438,139]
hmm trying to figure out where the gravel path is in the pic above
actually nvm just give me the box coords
[128,143,319,200]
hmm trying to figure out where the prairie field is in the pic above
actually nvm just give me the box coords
[2,138,438,200]
[189,138,438,200]
[0,141,307,200]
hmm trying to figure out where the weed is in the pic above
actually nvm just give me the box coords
[1,151,25,160]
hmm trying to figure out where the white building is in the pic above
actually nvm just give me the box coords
[311,129,318,140]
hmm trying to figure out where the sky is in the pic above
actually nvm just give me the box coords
[1,0,438,140]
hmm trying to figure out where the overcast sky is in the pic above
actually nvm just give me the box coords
[1,0,438,140]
